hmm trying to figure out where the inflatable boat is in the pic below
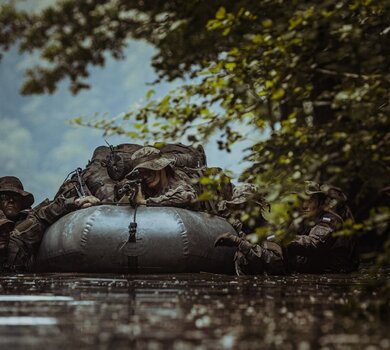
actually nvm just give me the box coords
[36,205,236,274]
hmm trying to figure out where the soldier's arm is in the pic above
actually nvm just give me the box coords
[6,196,76,268]
[145,183,197,207]
[32,180,80,227]
[286,214,341,255]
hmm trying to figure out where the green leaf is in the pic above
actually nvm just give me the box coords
[262,19,273,28]
[225,62,236,71]
[126,131,138,138]
[146,89,155,99]
[72,117,82,125]
[222,27,231,36]
[215,7,226,20]
[160,96,171,108]
[271,88,285,100]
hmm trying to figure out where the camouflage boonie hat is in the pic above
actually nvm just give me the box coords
[0,176,34,209]
[127,146,174,175]
[303,181,347,208]
[321,184,348,210]
[303,181,326,196]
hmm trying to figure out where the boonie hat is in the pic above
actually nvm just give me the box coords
[0,176,34,209]
[126,147,174,178]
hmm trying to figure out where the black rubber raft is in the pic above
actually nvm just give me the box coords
[36,205,236,274]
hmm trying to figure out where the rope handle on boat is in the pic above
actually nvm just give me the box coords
[128,204,138,241]
[119,203,138,251]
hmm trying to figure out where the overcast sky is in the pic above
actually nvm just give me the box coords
[0,1,254,205]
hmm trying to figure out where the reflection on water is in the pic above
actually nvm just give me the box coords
[0,296,73,302]
[0,272,388,349]
[0,317,58,326]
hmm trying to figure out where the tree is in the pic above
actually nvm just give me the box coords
[1,0,389,265]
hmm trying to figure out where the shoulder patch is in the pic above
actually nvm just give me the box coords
[319,211,343,228]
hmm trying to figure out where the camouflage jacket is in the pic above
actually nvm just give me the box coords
[7,179,85,267]
[143,169,197,208]
[235,210,358,275]
[285,211,358,273]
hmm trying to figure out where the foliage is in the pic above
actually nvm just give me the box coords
[1,0,389,260]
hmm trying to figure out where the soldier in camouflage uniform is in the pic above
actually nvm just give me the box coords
[6,174,100,271]
[217,183,268,234]
[120,146,198,208]
[0,176,35,270]
[215,181,359,275]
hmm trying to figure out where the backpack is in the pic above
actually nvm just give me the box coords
[158,143,207,168]
[83,145,118,201]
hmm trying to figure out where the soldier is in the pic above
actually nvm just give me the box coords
[84,143,206,202]
[0,176,35,269]
[215,181,359,275]
[6,174,100,272]
[120,146,198,208]
[217,183,268,234]
[0,212,13,253]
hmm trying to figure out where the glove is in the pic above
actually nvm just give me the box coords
[214,232,242,247]
[75,195,100,208]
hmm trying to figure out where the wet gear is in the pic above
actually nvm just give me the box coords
[83,145,119,202]
[105,143,206,182]
[104,143,143,181]
[158,143,207,168]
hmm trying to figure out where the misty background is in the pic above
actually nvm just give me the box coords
[0,1,252,204]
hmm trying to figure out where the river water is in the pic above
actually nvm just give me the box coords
[0,271,389,349]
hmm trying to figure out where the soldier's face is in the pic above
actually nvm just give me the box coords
[144,170,162,189]
[300,195,321,219]
[0,192,23,220]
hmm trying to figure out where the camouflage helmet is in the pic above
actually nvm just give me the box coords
[127,146,175,175]
[0,176,34,209]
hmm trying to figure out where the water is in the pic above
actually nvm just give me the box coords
[0,272,388,349]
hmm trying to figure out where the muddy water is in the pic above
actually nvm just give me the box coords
[0,272,389,349]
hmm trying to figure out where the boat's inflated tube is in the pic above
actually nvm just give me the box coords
[36,205,236,274]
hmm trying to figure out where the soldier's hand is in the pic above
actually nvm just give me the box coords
[134,184,146,205]
[75,195,100,208]
[118,194,130,204]
[214,232,242,247]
